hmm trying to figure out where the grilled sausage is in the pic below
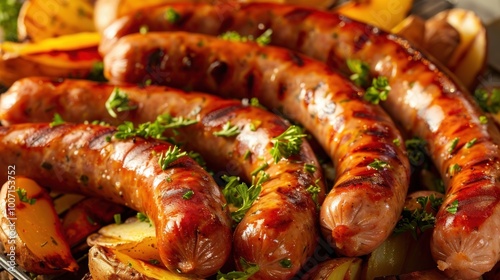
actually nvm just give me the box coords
[99,3,500,278]
[0,77,325,279]
[0,123,231,278]
[101,31,411,259]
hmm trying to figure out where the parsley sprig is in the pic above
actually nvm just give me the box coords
[446,199,459,214]
[474,88,500,114]
[105,88,138,118]
[217,257,259,280]
[364,77,391,104]
[270,125,307,163]
[368,158,389,170]
[394,194,443,239]
[157,146,187,170]
[49,113,65,127]
[213,121,241,137]
[114,114,197,140]
[347,59,370,87]
[221,172,268,223]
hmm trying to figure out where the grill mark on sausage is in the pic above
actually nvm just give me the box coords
[25,125,67,148]
[208,60,229,86]
[289,51,304,67]
[201,104,243,126]
[88,128,116,150]
[283,8,313,22]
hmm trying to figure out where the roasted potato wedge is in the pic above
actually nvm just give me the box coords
[0,177,78,274]
[87,217,160,263]
[334,0,413,31]
[17,0,95,42]
[0,32,102,86]
[88,245,194,280]
[301,257,362,280]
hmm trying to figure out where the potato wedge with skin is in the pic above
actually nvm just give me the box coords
[301,257,362,280]
[0,177,78,274]
[87,217,160,263]
[88,245,194,280]
[432,9,487,89]
[334,0,413,31]
[17,0,96,42]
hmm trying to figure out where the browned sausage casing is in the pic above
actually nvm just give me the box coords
[102,31,411,259]
[0,77,325,279]
[0,123,231,278]
[101,3,500,278]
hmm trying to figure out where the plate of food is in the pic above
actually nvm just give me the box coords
[0,0,499,279]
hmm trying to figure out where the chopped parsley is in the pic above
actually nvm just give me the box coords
[465,138,477,148]
[270,125,307,163]
[394,194,443,239]
[346,59,370,87]
[446,199,459,214]
[368,158,389,170]
[16,188,36,205]
[306,179,321,209]
[114,214,122,225]
[164,7,180,23]
[105,87,138,118]
[279,258,292,268]
[182,190,194,200]
[364,77,391,104]
[157,145,187,170]
[219,29,273,46]
[49,113,65,127]
[448,137,459,154]
[479,115,488,124]
[393,138,401,146]
[136,212,151,225]
[217,257,259,280]
[449,163,461,176]
[303,163,317,174]
[213,121,241,137]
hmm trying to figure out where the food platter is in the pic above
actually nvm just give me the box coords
[0,0,499,279]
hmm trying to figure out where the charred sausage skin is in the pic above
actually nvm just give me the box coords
[0,123,231,278]
[0,77,325,279]
[102,32,411,259]
[101,4,500,278]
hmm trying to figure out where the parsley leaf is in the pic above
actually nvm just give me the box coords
[368,158,389,170]
[221,175,263,223]
[136,212,152,226]
[49,113,65,127]
[213,121,241,137]
[364,77,391,104]
[105,88,138,118]
[16,188,36,205]
[448,137,459,153]
[217,257,259,280]
[164,7,180,23]
[157,145,187,170]
[394,194,443,239]
[182,190,194,200]
[270,125,307,163]
[446,199,459,214]
[346,59,370,87]
[306,179,321,209]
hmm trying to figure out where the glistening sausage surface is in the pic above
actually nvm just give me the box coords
[0,123,231,278]
[0,77,325,279]
[101,4,500,278]
[102,32,411,258]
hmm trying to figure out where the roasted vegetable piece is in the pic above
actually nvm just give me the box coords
[0,32,102,86]
[17,0,95,42]
[88,245,195,280]
[301,257,362,280]
[87,216,160,263]
[0,177,78,274]
[334,0,413,31]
